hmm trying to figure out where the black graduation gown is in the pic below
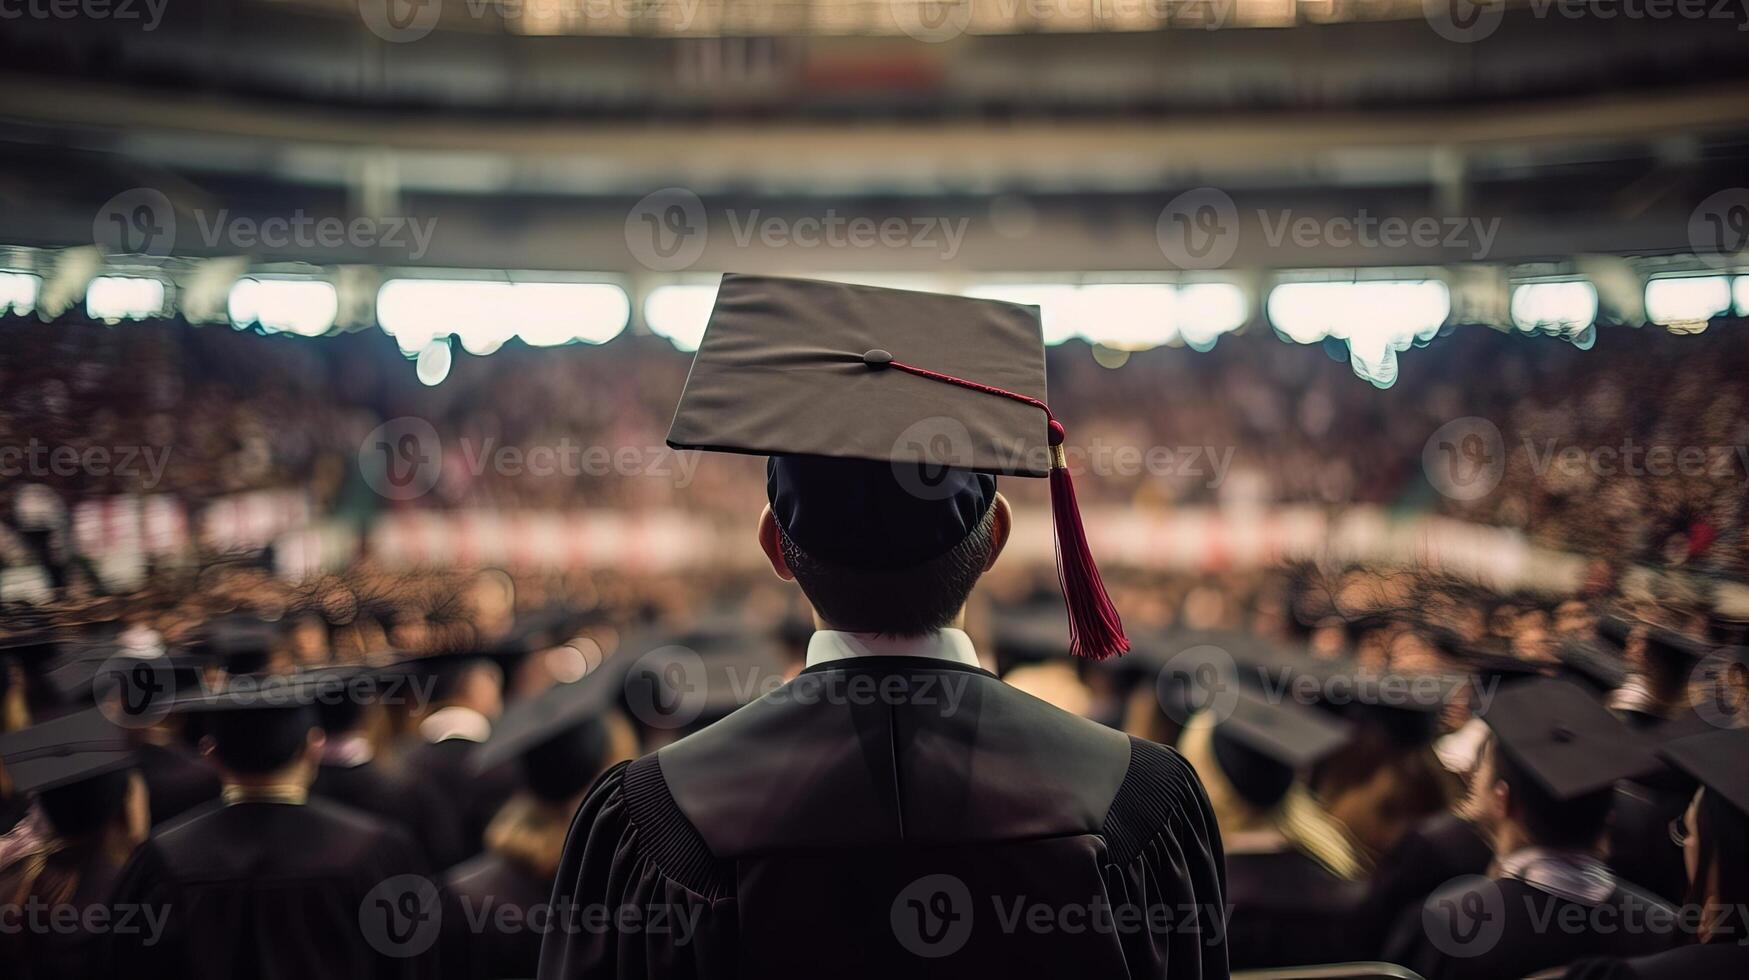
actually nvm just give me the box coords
[400,736,519,860]
[1225,846,1367,969]
[1352,812,1493,957]
[1384,875,1677,980]
[446,852,553,980]
[102,797,442,980]
[1564,943,1749,980]
[0,850,122,980]
[314,759,468,870]
[132,741,221,827]
[537,657,1229,980]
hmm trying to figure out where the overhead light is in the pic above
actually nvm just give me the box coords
[1644,276,1731,327]
[1176,282,1249,349]
[228,277,338,337]
[376,279,629,354]
[1510,281,1597,333]
[1073,284,1177,350]
[86,276,166,322]
[1267,280,1450,388]
[962,283,1080,345]
[643,283,720,352]
[0,271,41,316]
[416,339,453,386]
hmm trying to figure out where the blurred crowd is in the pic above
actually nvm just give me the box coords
[3,311,1746,584]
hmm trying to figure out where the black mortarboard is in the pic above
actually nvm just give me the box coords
[1641,624,1711,666]
[1660,727,1749,817]
[667,273,1126,660]
[621,628,788,732]
[993,605,1076,667]
[1211,688,1353,809]
[172,673,323,773]
[0,707,134,794]
[1,630,71,714]
[1480,677,1660,800]
[1555,639,1628,695]
[191,615,283,675]
[472,670,617,802]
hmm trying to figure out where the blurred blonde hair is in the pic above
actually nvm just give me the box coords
[1178,712,1367,880]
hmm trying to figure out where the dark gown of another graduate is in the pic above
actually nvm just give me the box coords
[132,741,221,827]
[1563,942,1749,980]
[313,758,467,869]
[399,736,519,859]
[1352,811,1494,957]
[538,657,1229,980]
[447,851,554,980]
[1384,873,1676,980]
[1225,845,1367,969]
[0,850,123,980]
[103,798,441,980]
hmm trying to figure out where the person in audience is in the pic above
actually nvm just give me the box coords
[0,710,146,980]
[1385,679,1678,980]
[1564,727,1749,980]
[103,675,441,980]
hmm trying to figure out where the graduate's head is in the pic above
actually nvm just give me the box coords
[1477,678,1659,856]
[1658,728,1749,937]
[757,456,1011,637]
[202,702,325,781]
[38,766,135,839]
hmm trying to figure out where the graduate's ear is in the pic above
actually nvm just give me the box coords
[757,505,795,582]
[984,493,1012,572]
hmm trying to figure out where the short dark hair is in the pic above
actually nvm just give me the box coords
[1494,742,1613,851]
[780,506,996,637]
[208,707,317,775]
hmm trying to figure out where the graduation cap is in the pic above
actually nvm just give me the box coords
[171,673,325,774]
[1554,639,1628,696]
[1,630,70,713]
[992,604,1077,667]
[190,615,284,675]
[1660,728,1749,818]
[1480,678,1660,800]
[472,670,618,802]
[1641,624,1711,667]
[0,707,134,795]
[667,273,1126,661]
[1211,688,1354,809]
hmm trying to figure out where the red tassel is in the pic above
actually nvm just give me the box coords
[1047,421,1128,661]
[879,357,1128,660]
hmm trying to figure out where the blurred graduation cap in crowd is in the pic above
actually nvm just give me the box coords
[1,629,71,716]
[0,706,134,795]
[188,614,284,676]
[472,667,619,803]
[1555,638,1628,697]
[992,604,1078,670]
[1659,727,1749,818]
[667,273,1126,661]
[1480,677,1660,799]
[621,627,788,735]
[1211,688,1354,810]
[170,673,326,774]
[1640,623,1711,669]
